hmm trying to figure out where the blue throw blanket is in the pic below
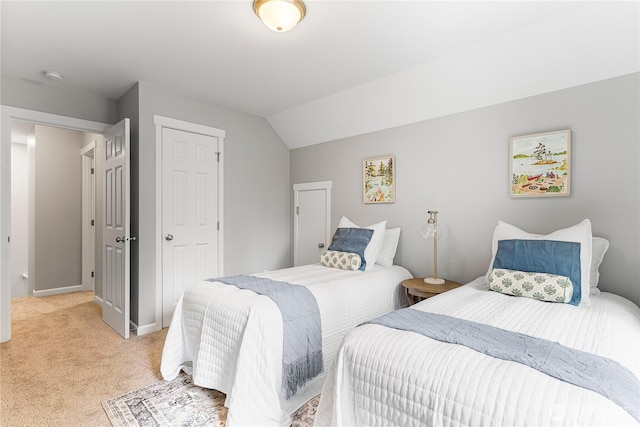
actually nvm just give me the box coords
[211,275,323,399]
[365,308,640,421]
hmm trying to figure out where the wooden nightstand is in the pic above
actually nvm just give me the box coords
[402,278,463,306]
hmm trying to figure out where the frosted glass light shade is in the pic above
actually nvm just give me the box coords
[420,223,441,240]
[254,0,306,32]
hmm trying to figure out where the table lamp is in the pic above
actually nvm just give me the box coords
[420,210,445,285]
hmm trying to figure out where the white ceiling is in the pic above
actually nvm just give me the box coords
[3,1,639,149]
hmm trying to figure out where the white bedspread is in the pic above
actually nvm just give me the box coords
[160,263,412,426]
[316,276,640,427]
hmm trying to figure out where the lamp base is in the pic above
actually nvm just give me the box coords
[424,277,445,285]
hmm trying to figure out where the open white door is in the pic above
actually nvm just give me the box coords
[102,118,131,339]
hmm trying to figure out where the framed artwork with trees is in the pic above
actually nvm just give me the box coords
[510,129,571,198]
[363,155,395,204]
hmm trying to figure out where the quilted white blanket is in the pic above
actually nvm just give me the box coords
[160,263,411,426]
[315,276,640,427]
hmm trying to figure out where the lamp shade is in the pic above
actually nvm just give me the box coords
[420,222,440,240]
[254,0,306,32]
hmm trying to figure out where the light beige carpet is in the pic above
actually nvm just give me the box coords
[1,291,319,427]
[1,291,168,427]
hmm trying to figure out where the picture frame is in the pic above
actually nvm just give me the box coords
[510,129,571,198]
[363,155,395,204]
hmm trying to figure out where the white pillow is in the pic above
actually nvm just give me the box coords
[589,237,609,295]
[486,219,593,305]
[376,228,401,267]
[337,216,387,270]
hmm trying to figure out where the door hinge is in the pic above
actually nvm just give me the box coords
[91,271,94,278]
[7,236,10,243]
[217,221,220,231]
[91,167,95,175]
[296,206,299,215]
[91,219,95,226]
[216,152,221,162]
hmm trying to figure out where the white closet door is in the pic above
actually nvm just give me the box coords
[293,181,332,267]
[162,127,219,327]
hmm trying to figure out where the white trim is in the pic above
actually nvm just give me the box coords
[32,284,85,297]
[1,105,109,343]
[94,294,103,306]
[80,142,95,156]
[152,115,225,334]
[293,180,332,192]
[135,322,161,336]
[153,115,226,139]
[2,106,110,133]
[293,181,332,266]
[81,142,96,293]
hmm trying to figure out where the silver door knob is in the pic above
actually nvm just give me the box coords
[318,243,325,249]
[165,234,174,241]
[115,236,124,243]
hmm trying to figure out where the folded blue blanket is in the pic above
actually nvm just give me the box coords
[365,308,640,421]
[212,275,323,399]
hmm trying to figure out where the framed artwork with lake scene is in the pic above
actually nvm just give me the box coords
[510,129,571,198]
[364,155,395,203]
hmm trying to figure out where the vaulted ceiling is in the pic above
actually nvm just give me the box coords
[2,1,638,148]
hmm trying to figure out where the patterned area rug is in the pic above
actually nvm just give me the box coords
[102,372,318,427]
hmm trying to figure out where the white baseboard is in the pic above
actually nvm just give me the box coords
[32,284,87,297]
[94,294,103,306]
[135,322,162,336]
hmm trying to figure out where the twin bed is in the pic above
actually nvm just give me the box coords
[161,218,640,426]
[315,277,640,426]
[316,219,640,426]
[161,218,411,425]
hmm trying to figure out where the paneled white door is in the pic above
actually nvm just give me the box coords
[102,118,131,339]
[162,128,219,327]
[293,181,332,266]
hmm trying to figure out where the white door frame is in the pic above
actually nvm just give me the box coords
[0,105,109,343]
[153,115,225,330]
[81,142,96,295]
[293,181,332,266]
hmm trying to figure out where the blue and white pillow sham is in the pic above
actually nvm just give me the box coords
[488,268,573,303]
[320,250,362,271]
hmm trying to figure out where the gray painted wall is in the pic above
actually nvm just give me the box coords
[1,74,118,124]
[128,82,291,328]
[33,125,84,291]
[291,73,640,306]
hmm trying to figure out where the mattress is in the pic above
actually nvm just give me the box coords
[160,263,412,426]
[315,276,640,426]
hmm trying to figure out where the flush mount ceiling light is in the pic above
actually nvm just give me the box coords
[253,0,306,32]
[43,71,63,81]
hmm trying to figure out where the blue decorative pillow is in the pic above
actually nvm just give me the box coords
[493,239,581,305]
[328,227,374,271]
